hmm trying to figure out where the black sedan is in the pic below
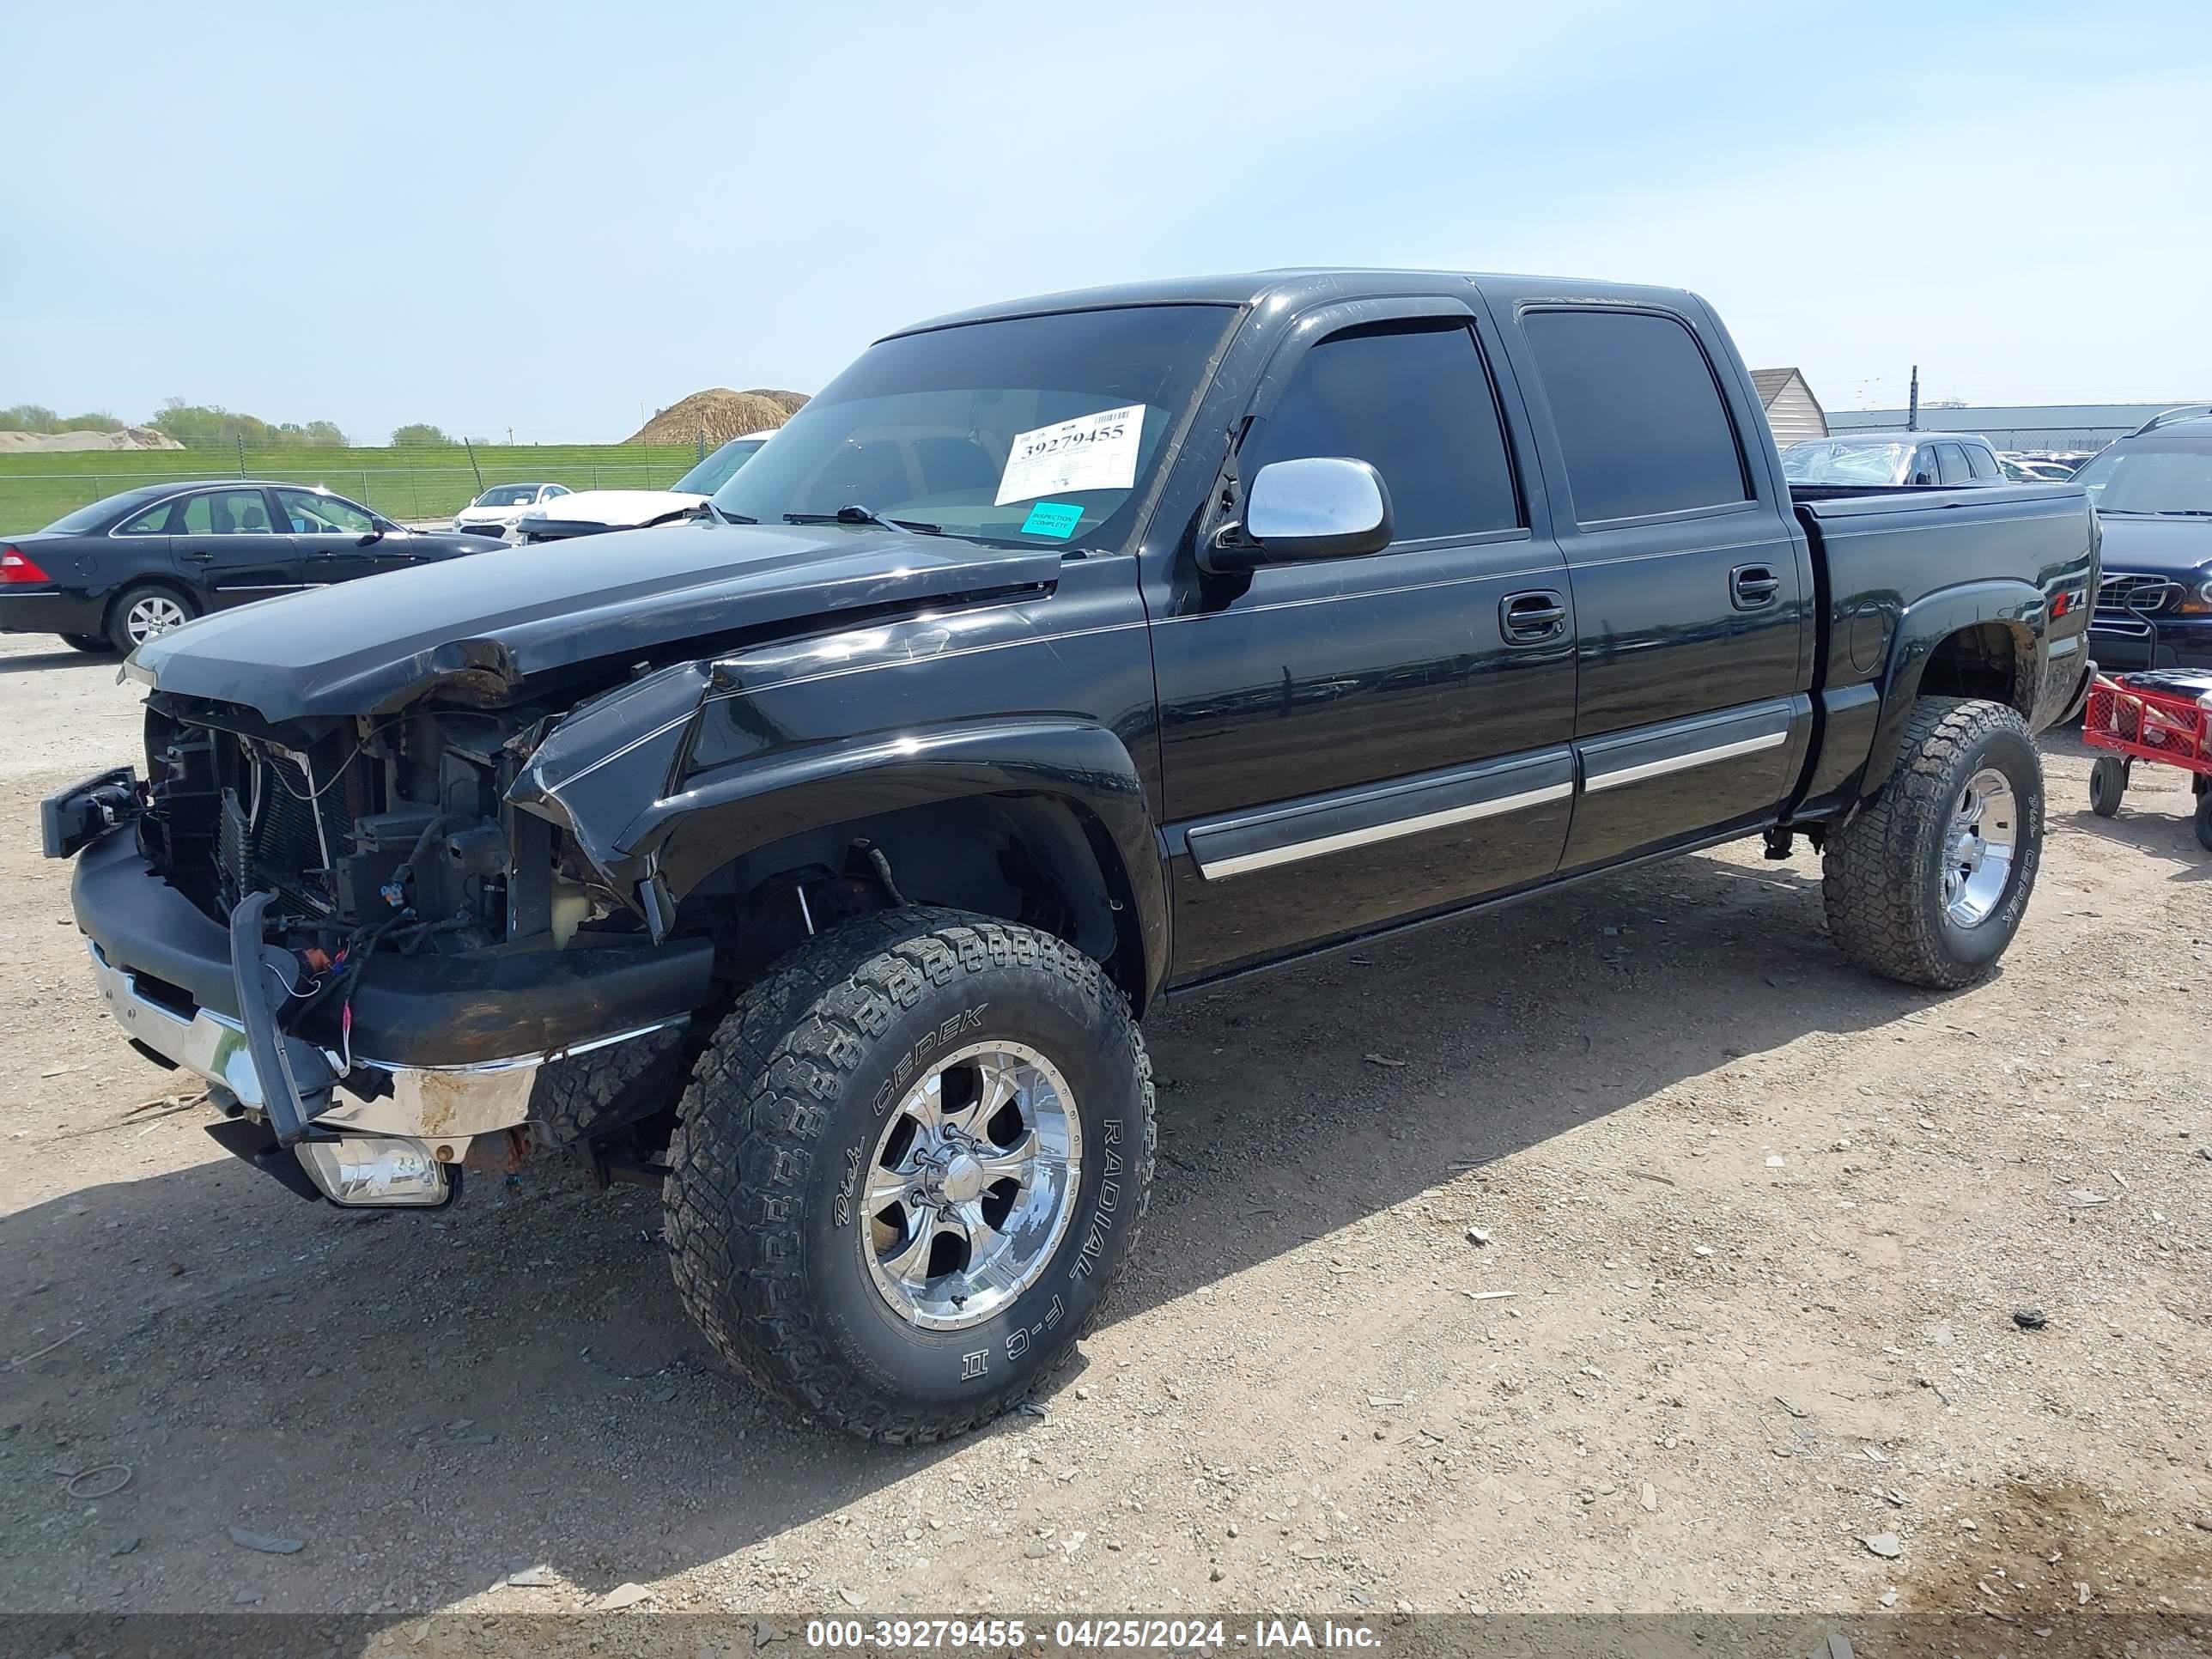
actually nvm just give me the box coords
[0,481,497,653]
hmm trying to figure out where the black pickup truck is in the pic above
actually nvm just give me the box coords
[43,270,2097,1441]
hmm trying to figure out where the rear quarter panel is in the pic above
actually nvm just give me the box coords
[1791,484,2096,810]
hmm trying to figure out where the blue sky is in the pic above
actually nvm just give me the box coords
[3,2,2207,443]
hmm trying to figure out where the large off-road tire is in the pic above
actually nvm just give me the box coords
[665,908,1154,1442]
[530,1025,686,1147]
[1822,696,2045,990]
[106,583,197,653]
[2195,786,2212,854]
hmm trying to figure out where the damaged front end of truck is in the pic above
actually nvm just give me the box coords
[45,523,1084,1206]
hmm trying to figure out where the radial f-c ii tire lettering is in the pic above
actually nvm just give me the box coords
[663,906,1156,1442]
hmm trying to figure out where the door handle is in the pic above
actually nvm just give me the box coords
[1501,589,1567,643]
[183,550,216,564]
[1730,563,1781,610]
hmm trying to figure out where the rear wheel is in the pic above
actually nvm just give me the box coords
[106,585,196,653]
[2088,756,2126,818]
[2195,786,2212,853]
[1822,696,2045,989]
[664,907,1154,1441]
[59,634,113,653]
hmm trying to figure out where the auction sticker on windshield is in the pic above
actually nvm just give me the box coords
[995,404,1143,505]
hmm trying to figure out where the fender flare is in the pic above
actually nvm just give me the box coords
[519,706,1170,1011]
[1858,578,2045,800]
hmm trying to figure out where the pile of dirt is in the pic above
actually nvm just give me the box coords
[0,425,184,453]
[626,389,806,447]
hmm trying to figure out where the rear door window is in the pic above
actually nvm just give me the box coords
[1522,309,1750,522]
[1241,319,1521,542]
[1936,444,1973,486]
[177,489,279,534]
[1966,444,2000,480]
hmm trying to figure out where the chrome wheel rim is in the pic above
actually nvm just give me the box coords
[1941,767,2019,927]
[861,1039,1082,1332]
[125,596,186,645]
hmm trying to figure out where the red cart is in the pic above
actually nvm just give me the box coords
[2081,669,2212,849]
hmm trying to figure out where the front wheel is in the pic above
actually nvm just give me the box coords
[2195,787,2212,853]
[665,908,1155,1441]
[1822,696,2045,989]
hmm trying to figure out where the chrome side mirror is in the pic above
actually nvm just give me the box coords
[1206,457,1394,572]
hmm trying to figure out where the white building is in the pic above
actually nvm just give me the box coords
[1751,368,1827,447]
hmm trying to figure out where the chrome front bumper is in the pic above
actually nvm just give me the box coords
[89,940,674,1160]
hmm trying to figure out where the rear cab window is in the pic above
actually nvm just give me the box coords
[1520,308,1750,523]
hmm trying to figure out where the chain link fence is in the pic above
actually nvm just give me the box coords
[0,445,707,532]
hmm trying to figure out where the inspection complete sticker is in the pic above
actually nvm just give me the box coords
[995,404,1143,505]
[1020,501,1085,539]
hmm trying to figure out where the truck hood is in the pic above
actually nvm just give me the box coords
[127,521,1063,723]
[2094,512,2212,579]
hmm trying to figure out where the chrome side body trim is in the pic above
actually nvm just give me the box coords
[1197,781,1572,879]
[1582,728,1789,793]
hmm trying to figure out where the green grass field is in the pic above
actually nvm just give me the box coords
[0,445,708,533]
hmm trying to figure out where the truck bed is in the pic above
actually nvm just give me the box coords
[1784,478,2097,816]
[1790,480,2092,577]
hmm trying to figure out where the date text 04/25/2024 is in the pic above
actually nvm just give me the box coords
[802,1618,1383,1650]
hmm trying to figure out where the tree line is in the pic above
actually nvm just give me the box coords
[2,399,477,449]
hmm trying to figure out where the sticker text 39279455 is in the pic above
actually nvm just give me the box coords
[994,404,1144,506]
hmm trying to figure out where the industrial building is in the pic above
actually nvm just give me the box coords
[1820,402,2210,453]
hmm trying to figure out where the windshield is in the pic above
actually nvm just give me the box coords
[672,437,767,496]
[2072,444,2212,515]
[473,484,542,507]
[709,304,1235,550]
[1781,440,1910,485]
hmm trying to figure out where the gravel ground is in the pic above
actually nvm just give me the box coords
[1,628,2207,1623]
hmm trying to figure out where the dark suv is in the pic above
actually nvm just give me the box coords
[2081,410,2212,671]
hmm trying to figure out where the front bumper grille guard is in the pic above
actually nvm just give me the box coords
[227,890,335,1146]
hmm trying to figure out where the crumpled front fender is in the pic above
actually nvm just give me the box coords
[506,664,1170,1003]
[505,659,714,883]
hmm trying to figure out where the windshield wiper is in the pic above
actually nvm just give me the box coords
[701,502,757,525]
[784,505,942,536]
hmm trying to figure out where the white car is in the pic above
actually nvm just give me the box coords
[452,482,571,538]
[508,432,778,543]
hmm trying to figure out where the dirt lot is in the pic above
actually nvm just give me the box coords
[1,629,2207,1625]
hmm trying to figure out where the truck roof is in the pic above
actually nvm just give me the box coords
[886,268,1705,340]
